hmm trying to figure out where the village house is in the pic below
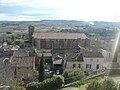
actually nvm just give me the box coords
[36,50,53,72]
[0,32,13,43]
[10,49,35,82]
[82,51,104,74]
[66,51,104,74]
[66,53,84,69]
[53,53,66,75]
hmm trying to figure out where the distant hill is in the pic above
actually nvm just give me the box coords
[93,21,120,27]
[0,20,120,28]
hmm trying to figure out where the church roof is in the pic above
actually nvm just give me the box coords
[33,33,89,39]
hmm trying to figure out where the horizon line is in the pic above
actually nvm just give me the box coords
[0,20,120,22]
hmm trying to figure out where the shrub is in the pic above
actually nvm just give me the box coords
[86,78,117,90]
[86,80,102,90]
[62,68,85,84]
[8,85,25,90]
[101,78,117,90]
[70,75,102,87]
[26,76,64,90]
[13,79,26,87]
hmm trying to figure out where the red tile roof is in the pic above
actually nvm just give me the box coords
[10,56,34,67]
[33,33,89,39]
[13,49,29,57]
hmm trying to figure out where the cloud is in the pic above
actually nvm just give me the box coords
[0,0,61,21]
[0,0,120,21]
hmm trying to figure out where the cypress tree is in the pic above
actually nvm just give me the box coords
[39,53,45,82]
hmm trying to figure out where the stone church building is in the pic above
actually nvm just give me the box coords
[33,33,90,50]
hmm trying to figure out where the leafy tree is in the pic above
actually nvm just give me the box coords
[8,85,25,90]
[86,80,102,90]
[86,78,117,90]
[14,41,20,46]
[26,76,64,90]
[11,35,15,41]
[62,68,85,84]
[39,53,45,82]
[101,78,117,90]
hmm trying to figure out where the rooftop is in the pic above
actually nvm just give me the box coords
[67,53,84,61]
[53,54,64,65]
[83,51,104,58]
[33,33,89,39]
[37,50,52,57]
[53,59,63,65]
[13,49,29,57]
[10,56,34,67]
[67,51,104,61]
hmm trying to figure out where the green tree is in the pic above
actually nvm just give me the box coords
[62,68,85,84]
[86,80,102,90]
[11,35,15,41]
[26,76,64,90]
[101,78,117,90]
[14,41,20,46]
[86,78,117,90]
[39,53,45,82]
[8,85,25,90]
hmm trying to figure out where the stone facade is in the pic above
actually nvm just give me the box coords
[13,67,35,82]
[33,33,90,50]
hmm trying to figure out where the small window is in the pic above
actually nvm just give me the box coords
[90,64,91,69]
[18,67,20,69]
[78,64,81,68]
[86,64,88,68]
[21,73,24,78]
[26,67,29,69]
[73,64,76,68]
[96,64,99,69]
[86,64,91,69]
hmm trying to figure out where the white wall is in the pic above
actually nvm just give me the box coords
[82,57,104,72]
[66,61,82,69]
[66,57,104,73]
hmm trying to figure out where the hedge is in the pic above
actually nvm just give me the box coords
[69,75,103,87]
[8,85,25,90]
[62,68,85,84]
[26,76,64,90]
[86,78,117,90]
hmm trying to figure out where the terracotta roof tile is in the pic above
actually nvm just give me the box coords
[10,56,34,67]
[13,49,29,57]
[33,33,89,39]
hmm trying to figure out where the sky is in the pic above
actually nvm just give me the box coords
[0,0,120,21]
